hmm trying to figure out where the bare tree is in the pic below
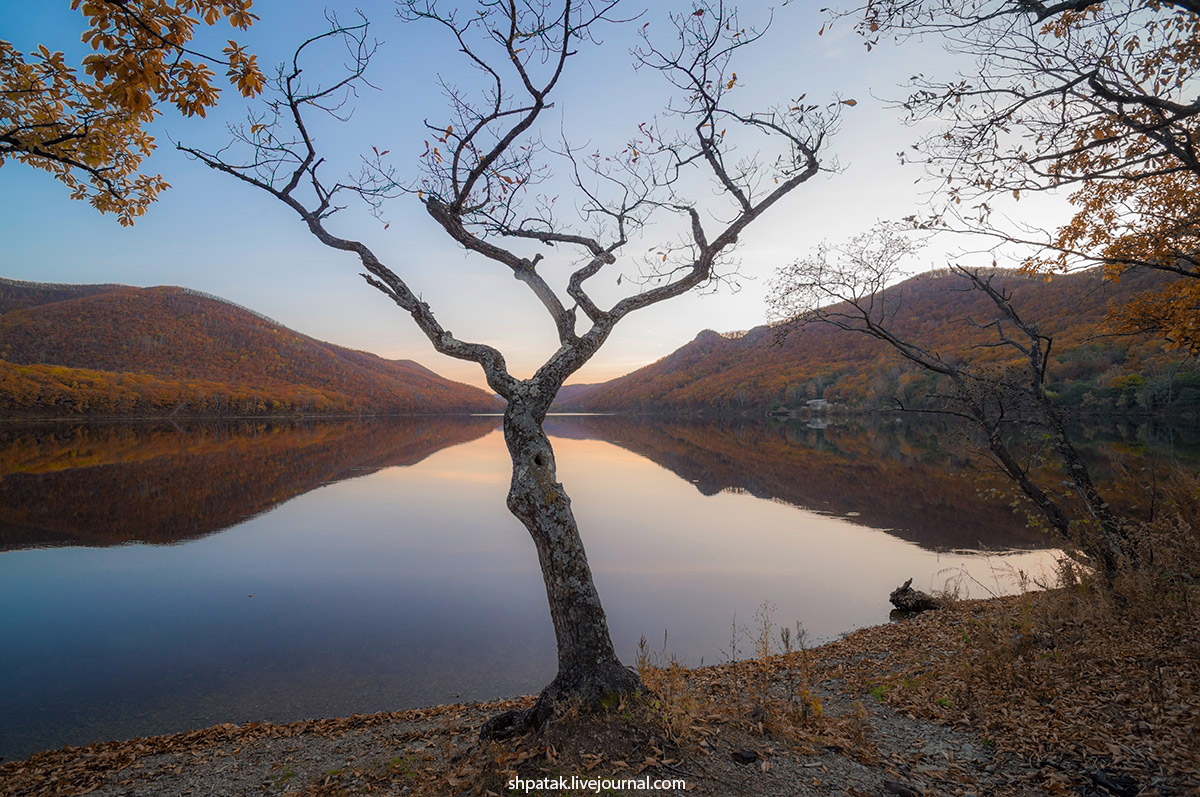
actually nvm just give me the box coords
[768,227,1133,573]
[180,0,837,734]
[829,1,1200,351]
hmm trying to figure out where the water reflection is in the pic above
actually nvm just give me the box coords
[0,417,496,549]
[1,415,1187,761]
[546,416,1048,551]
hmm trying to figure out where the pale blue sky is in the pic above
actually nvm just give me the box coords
[1,1,970,389]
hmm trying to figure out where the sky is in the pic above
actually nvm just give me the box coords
[0,0,1001,390]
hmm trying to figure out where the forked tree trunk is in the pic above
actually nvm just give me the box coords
[481,395,641,738]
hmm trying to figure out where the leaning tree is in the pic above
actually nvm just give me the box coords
[768,226,1133,575]
[181,0,839,733]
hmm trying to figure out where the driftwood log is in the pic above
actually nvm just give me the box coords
[889,578,941,613]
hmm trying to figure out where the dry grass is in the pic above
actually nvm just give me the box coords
[635,603,878,767]
[819,472,1200,793]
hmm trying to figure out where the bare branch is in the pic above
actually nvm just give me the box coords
[769,223,1133,571]
[178,16,517,398]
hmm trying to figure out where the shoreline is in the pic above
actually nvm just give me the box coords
[4,590,1196,796]
[0,411,501,424]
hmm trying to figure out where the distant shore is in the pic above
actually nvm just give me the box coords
[0,410,501,423]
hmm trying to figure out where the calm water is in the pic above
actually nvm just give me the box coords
[1,415,1189,760]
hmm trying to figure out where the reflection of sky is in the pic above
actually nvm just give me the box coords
[0,430,1057,760]
[550,434,1056,659]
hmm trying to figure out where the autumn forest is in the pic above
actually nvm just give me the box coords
[0,278,501,417]
[4,267,1199,421]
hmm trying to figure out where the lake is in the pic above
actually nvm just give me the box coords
[1,414,1190,761]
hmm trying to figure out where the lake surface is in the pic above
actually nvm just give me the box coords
[1,414,1192,760]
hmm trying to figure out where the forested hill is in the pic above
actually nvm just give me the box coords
[559,268,1200,415]
[0,279,501,416]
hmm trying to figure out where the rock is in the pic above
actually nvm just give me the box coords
[883,780,922,796]
[889,578,941,613]
[1088,769,1139,797]
[730,750,759,765]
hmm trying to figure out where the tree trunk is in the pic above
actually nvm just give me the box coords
[482,396,640,738]
[1039,401,1133,573]
[987,423,1127,576]
[986,431,1073,538]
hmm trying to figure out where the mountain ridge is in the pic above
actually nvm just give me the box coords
[0,278,501,417]
[556,268,1200,415]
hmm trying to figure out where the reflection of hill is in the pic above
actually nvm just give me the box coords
[0,417,498,550]
[544,416,1050,551]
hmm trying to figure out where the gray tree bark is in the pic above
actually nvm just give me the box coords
[478,383,641,739]
[501,396,640,717]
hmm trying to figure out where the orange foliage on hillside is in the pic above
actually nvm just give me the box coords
[0,279,501,417]
[563,269,1200,416]
[0,360,353,416]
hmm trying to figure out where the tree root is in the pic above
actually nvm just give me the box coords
[479,664,644,741]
